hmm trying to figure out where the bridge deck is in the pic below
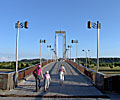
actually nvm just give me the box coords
[0,62,110,100]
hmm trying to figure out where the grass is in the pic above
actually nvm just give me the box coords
[90,66,120,71]
[103,72,120,74]
[0,69,14,72]
[89,66,120,74]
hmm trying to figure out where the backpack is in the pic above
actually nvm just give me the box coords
[33,69,37,78]
[33,69,43,79]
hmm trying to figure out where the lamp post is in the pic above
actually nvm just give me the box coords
[51,49,54,61]
[66,48,69,59]
[53,50,56,60]
[89,56,91,66]
[15,21,28,86]
[68,45,72,60]
[82,50,90,68]
[47,45,51,63]
[40,40,46,65]
[88,21,101,72]
[71,40,78,61]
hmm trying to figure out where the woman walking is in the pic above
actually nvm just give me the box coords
[59,64,66,85]
[33,65,43,92]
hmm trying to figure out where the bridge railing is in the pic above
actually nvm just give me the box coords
[0,60,55,91]
[65,60,120,92]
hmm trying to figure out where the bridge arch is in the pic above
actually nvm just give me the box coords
[55,31,66,59]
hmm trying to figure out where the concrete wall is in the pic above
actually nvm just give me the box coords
[0,72,16,90]
[95,72,104,91]
[0,73,8,90]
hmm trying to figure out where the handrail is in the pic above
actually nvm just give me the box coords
[18,63,39,72]
[0,63,39,74]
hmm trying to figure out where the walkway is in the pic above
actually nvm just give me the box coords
[0,61,110,100]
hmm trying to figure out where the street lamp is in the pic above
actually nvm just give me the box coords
[53,50,56,60]
[40,39,46,65]
[88,21,101,72]
[51,49,54,60]
[47,45,51,63]
[82,49,90,68]
[15,21,28,86]
[66,49,69,59]
[68,45,72,60]
[71,40,78,60]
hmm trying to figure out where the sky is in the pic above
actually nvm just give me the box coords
[0,0,120,61]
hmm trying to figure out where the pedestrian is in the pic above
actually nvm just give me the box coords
[44,71,51,92]
[59,64,66,85]
[33,65,43,92]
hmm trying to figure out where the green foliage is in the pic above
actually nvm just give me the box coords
[26,63,29,67]
[77,57,120,71]
[21,63,24,68]
[114,62,120,67]
[0,58,42,72]
[109,64,113,68]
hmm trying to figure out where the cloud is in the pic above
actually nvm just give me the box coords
[0,57,9,62]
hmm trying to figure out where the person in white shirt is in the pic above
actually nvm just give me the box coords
[59,64,66,85]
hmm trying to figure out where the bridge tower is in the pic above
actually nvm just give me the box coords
[55,31,66,59]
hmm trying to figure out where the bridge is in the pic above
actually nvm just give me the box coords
[0,29,120,100]
[0,60,112,100]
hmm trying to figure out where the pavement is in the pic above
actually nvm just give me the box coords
[0,61,117,100]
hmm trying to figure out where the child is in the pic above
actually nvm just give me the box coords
[44,71,51,92]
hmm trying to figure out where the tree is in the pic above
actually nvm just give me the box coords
[26,64,29,67]
[21,63,24,68]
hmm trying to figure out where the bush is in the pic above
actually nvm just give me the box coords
[21,63,25,68]
[109,64,113,68]
[114,62,120,67]
[26,64,29,67]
